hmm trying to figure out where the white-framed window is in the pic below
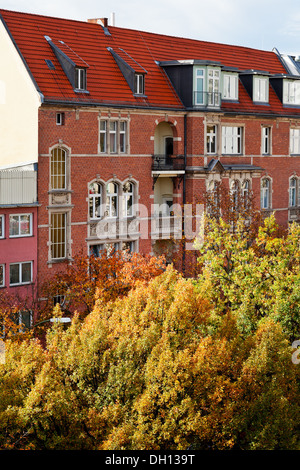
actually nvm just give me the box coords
[194,67,221,106]
[106,183,118,218]
[0,264,4,288]
[53,294,66,308]
[208,69,220,106]
[283,80,300,106]
[262,127,271,155]
[90,241,135,257]
[119,121,127,153]
[99,120,107,153]
[75,67,87,91]
[99,120,128,154]
[242,180,250,208]
[56,112,65,126]
[122,182,134,217]
[9,214,32,238]
[223,74,238,100]
[50,213,66,260]
[0,215,4,239]
[206,125,217,154]
[230,180,240,210]
[50,147,66,189]
[253,77,269,103]
[222,126,243,154]
[109,121,117,154]
[9,261,32,286]
[89,182,102,219]
[261,178,271,209]
[134,74,145,95]
[290,128,300,155]
[15,310,33,332]
[289,177,298,207]
[195,68,205,105]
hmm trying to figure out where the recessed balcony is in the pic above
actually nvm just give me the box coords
[152,155,185,172]
[151,214,182,240]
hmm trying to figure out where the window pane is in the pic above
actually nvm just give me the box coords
[207,125,216,154]
[9,216,19,236]
[109,121,117,153]
[0,217,3,238]
[51,148,66,189]
[195,69,204,104]
[90,244,104,257]
[100,121,107,152]
[10,264,20,285]
[51,213,66,259]
[0,265,4,287]
[290,178,297,206]
[22,263,32,283]
[20,215,31,235]
[20,311,32,330]
[120,121,126,153]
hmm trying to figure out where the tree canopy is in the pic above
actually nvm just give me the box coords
[0,231,299,450]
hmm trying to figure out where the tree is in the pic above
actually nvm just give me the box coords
[36,250,167,323]
[195,214,300,341]
[0,266,298,450]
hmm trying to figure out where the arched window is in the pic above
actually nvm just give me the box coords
[89,182,102,219]
[106,182,118,218]
[230,180,240,210]
[289,177,298,207]
[261,178,271,209]
[242,180,250,208]
[123,182,134,217]
[50,147,66,190]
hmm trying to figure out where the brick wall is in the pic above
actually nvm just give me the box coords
[37,106,300,286]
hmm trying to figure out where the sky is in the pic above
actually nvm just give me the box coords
[1,0,300,55]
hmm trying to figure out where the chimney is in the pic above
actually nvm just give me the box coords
[87,17,108,27]
[110,12,115,27]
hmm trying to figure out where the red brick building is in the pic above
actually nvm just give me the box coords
[0,9,299,300]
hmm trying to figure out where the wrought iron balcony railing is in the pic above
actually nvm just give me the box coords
[151,215,182,239]
[152,155,185,171]
[194,91,221,108]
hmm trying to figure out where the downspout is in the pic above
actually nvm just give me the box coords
[182,113,187,275]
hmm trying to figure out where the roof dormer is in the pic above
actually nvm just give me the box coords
[44,36,89,92]
[108,47,147,96]
[239,70,270,104]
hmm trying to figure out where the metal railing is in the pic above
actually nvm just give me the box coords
[151,215,182,239]
[152,155,185,171]
[194,91,221,108]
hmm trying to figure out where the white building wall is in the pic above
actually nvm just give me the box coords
[0,19,42,169]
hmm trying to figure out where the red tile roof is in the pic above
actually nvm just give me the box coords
[0,8,299,115]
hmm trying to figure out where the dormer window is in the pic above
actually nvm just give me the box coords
[283,79,300,105]
[75,67,87,91]
[194,66,221,107]
[134,73,145,95]
[223,73,239,101]
[253,76,269,103]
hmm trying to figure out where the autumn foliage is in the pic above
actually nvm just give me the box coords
[0,215,299,450]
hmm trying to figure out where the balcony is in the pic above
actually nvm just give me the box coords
[0,170,37,205]
[151,215,182,240]
[152,155,185,172]
[194,91,221,108]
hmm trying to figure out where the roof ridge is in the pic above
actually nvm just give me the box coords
[0,7,277,55]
